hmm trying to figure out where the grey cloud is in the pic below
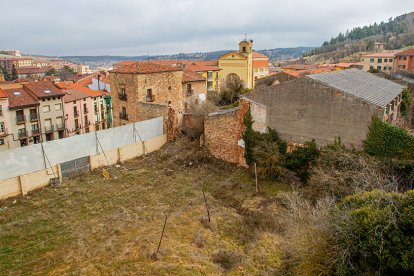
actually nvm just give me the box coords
[2,0,414,55]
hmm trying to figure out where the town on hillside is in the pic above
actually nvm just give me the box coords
[1,7,414,275]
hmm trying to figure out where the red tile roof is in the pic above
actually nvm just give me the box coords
[183,70,207,83]
[363,52,398,58]
[0,88,7,98]
[75,74,94,87]
[16,67,51,74]
[252,52,268,59]
[100,77,110,84]
[111,61,182,74]
[113,60,220,73]
[23,81,66,98]
[63,88,91,103]
[396,48,414,56]
[3,88,39,109]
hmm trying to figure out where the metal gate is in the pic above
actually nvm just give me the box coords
[60,156,90,178]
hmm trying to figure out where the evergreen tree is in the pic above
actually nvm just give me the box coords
[11,65,18,80]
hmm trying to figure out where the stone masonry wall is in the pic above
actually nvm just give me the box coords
[204,102,249,166]
[109,71,184,127]
[253,77,383,148]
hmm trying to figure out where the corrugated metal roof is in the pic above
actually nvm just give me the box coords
[308,69,404,107]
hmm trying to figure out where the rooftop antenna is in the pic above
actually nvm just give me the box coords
[244,33,248,41]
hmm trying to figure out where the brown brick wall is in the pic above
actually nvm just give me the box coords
[204,102,248,166]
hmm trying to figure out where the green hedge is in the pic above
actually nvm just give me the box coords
[364,117,414,160]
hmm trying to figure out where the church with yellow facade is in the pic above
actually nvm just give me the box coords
[218,39,269,89]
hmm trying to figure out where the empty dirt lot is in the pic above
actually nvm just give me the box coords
[0,139,291,275]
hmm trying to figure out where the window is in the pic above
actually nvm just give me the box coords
[83,103,87,113]
[389,59,393,62]
[55,103,62,111]
[384,59,388,63]
[0,105,2,117]
[0,122,4,133]
[404,56,407,61]
[122,107,127,116]
[146,89,153,102]
[0,138,4,145]
[74,106,78,117]
[207,71,213,80]
[403,65,406,69]
[75,118,79,129]
[242,46,246,52]
[121,88,126,96]
[370,58,374,63]
[56,116,63,128]
[378,59,382,63]
[43,105,50,112]
[377,66,382,70]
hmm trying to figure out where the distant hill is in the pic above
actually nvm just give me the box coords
[304,12,414,63]
[60,47,315,66]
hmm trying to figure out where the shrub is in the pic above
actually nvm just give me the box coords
[400,88,411,117]
[211,250,244,270]
[335,190,414,275]
[285,140,319,182]
[280,190,414,275]
[253,141,286,179]
[364,117,414,160]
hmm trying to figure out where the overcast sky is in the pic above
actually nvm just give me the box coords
[2,0,414,56]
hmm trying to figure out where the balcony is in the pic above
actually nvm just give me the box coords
[44,125,54,133]
[74,110,79,118]
[186,89,194,97]
[56,123,65,130]
[18,129,27,139]
[120,112,128,120]
[30,113,39,121]
[16,115,25,124]
[32,129,40,136]
[0,128,8,137]
[118,93,128,101]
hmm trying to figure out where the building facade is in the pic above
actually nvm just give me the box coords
[242,69,404,148]
[395,48,414,73]
[24,82,66,141]
[110,62,185,127]
[2,87,41,149]
[362,52,397,72]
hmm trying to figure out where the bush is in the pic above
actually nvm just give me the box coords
[305,144,398,200]
[285,140,319,182]
[335,190,414,275]
[211,250,244,270]
[280,190,414,275]
[253,141,286,178]
[400,88,411,117]
[364,117,414,160]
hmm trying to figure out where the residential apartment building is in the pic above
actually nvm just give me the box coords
[0,88,12,150]
[362,52,397,72]
[110,61,185,126]
[252,52,270,81]
[2,87,41,149]
[24,82,66,141]
[16,58,33,68]
[395,48,414,73]
[77,65,94,75]
[63,88,94,136]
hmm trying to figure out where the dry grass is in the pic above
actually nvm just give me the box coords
[0,137,291,275]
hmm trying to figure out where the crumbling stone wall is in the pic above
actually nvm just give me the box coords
[204,102,248,166]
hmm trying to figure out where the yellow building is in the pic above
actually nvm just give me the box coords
[218,39,269,89]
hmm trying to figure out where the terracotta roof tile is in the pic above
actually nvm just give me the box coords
[183,70,207,83]
[111,61,182,74]
[252,52,268,59]
[396,48,414,56]
[23,81,65,98]
[363,52,398,58]
[4,87,39,109]
[0,88,7,98]
[63,88,91,103]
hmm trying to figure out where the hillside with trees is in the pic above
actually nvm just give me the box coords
[304,12,414,63]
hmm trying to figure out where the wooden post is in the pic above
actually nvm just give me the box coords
[156,216,168,255]
[202,190,211,222]
[254,163,258,193]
